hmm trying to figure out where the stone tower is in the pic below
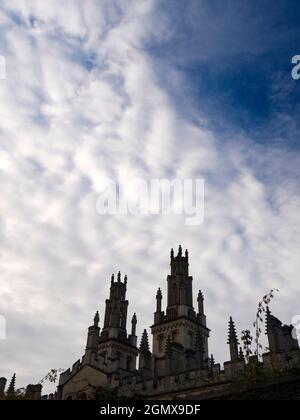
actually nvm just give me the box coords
[151,246,210,359]
[97,273,138,372]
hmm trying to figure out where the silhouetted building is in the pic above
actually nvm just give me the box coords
[55,246,300,400]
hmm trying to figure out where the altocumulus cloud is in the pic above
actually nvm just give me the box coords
[0,0,299,393]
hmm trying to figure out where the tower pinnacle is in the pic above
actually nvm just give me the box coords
[227,317,239,362]
[94,311,100,327]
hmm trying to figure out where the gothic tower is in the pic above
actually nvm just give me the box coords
[96,273,138,372]
[151,246,210,360]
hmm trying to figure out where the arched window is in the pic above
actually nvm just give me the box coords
[158,335,164,352]
[126,356,132,371]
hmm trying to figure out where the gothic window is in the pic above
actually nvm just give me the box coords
[189,331,194,348]
[158,335,164,353]
[119,309,123,328]
[126,356,132,371]
[173,283,177,304]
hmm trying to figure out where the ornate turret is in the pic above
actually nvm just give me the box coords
[227,317,239,362]
[151,247,210,360]
[97,274,138,372]
[170,245,189,277]
[101,272,129,342]
[167,246,193,314]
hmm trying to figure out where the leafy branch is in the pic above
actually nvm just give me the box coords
[253,289,279,359]
[39,369,65,385]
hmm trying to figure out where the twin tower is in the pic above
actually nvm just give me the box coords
[85,246,209,374]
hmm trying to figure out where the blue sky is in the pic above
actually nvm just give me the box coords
[147,0,300,145]
[0,0,299,394]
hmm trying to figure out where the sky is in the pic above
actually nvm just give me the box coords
[0,0,299,394]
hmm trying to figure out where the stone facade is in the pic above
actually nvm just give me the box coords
[56,246,300,400]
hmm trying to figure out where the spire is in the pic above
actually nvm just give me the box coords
[185,249,189,259]
[111,274,114,285]
[156,288,162,299]
[178,245,182,257]
[7,373,16,395]
[170,248,174,260]
[124,274,128,287]
[227,317,239,344]
[140,329,151,354]
[227,317,239,362]
[117,271,121,282]
[94,311,100,327]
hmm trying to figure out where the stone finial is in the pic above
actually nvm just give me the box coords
[156,288,162,299]
[124,274,128,286]
[170,248,174,260]
[94,311,100,327]
[197,290,204,302]
[131,313,137,336]
[239,347,244,361]
[185,249,189,259]
[140,329,151,354]
[117,271,121,282]
[132,313,137,325]
[111,274,114,285]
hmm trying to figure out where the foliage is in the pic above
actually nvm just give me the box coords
[253,289,279,359]
[39,368,64,385]
[241,329,253,364]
